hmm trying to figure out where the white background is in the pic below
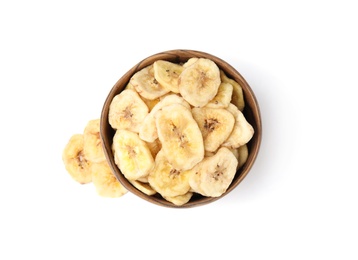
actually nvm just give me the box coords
[1,0,357,259]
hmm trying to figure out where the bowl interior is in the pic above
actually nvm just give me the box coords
[100,49,262,208]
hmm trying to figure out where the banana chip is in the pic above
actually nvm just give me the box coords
[192,107,235,152]
[83,119,106,163]
[92,161,128,198]
[63,134,92,184]
[179,58,221,107]
[148,150,192,197]
[108,89,149,133]
[189,147,238,197]
[130,64,170,100]
[112,129,155,181]
[222,104,254,149]
[155,103,204,171]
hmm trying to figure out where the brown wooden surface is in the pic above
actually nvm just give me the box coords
[100,49,262,208]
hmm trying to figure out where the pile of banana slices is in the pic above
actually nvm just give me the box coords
[62,119,128,198]
[108,58,255,205]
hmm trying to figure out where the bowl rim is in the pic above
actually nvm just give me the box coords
[100,49,262,208]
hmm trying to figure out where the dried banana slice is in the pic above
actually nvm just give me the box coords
[139,94,190,142]
[189,147,238,197]
[222,103,254,149]
[163,192,193,206]
[62,134,92,184]
[125,82,160,111]
[205,82,233,109]
[153,60,184,93]
[179,58,221,107]
[83,119,106,163]
[237,144,249,169]
[108,89,149,133]
[148,149,192,197]
[91,161,128,198]
[128,179,157,196]
[192,107,235,152]
[155,103,204,171]
[182,57,198,68]
[130,64,170,100]
[112,129,155,181]
[220,70,245,111]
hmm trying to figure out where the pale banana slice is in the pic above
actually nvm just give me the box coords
[108,89,149,133]
[182,57,199,68]
[205,82,233,109]
[222,103,254,149]
[237,144,249,169]
[179,58,221,107]
[163,192,193,206]
[220,70,245,111]
[130,64,170,100]
[91,161,128,198]
[125,82,160,111]
[153,60,184,93]
[192,107,235,152]
[112,129,155,181]
[155,103,204,171]
[189,147,238,197]
[128,179,157,196]
[148,149,192,197]
[83,119,106,163]
[139,94,190,142]
[62,134,92,184]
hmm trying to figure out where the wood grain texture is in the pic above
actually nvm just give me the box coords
[100,49,262,208]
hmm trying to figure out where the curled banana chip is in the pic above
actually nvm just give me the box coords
[220,70,245,111]
[222,104,254,149]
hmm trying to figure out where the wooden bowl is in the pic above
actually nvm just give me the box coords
[100,49,262,208]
